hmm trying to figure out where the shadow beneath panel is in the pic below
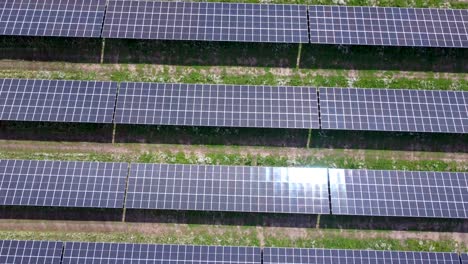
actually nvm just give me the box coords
[104,39,467,72]
[125,209,317,228]
[311,130,468,153]
[0,36,102,63]
[114,125,309,148]
[301,44,468,73]
[0,121,113,143]
[0,206,122,222]
[104,39,299,67]
[320,215,468,233]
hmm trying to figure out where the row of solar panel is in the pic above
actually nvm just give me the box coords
[1,159,467,219]
[1,79,467,134]
[2,239,468,264]
[1,0,467,48]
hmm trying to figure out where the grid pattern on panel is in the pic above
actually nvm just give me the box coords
[126,164,329,214]
[461,253,468,264]
[0,0,106,37]
[319,87,468,133]
[0,78,118,123]
[264,248,461,264]
[309,6,468,48]
[329,169,468,218]
[63,242,261,264]
[0,159,128,208]
[102,1,309,43]
[115,82,319,129]
[0,240,63,264]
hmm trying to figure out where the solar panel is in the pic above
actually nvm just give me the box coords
[0,78,118,123]
[329,169,468,219]
[309,6,468,48]
[126,163,329,214]
[0,0,106,37]
[102,1,309,43]
[63,242,261,264]
[319,87,468,133]
[115,82,320,129]
[264,248,461,264]
[0,159,128,208]
[461,253,468,264]
[0,240,63,264]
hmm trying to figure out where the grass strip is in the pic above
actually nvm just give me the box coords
[0,67,466,91]
[0,229,463,252]
[0,149,465,172]
[194,0,465,9]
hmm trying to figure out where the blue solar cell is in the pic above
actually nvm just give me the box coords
[0,78,118,123]
[309,6,468,48]
[329,169,468,219]
[63,242,261,264]
[125,163,330,214]
[319,87,468,134]
[103,1,309,43]
[264,248,461,264]
[0,159,128,208]
[0,240,63,264]
[115,82,320,129]
[461,253,468,264]
[0,0,107,37]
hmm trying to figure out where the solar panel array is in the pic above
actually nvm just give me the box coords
[319,87,468,133]
[0,0,107,37]
[126,164,329,214]
[63,242,261,264]
[115,82,320,129]
[4,240,468,264]
[309,6,468,48]
[2,78,467,134]
[2,0,467,48]
[264,248,461,264]
[329,169,468,218]
[0,240,63,264]
[0,159,128,208]
[102,1,309,43]
[0,78,118,123]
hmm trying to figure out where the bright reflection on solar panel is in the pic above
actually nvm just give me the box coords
[288,168,328,184]
[125,164,330,214]
[329,169,468,218]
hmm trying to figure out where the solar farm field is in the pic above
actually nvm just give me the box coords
[0,0,467,263]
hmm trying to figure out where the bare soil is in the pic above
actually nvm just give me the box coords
[1,140,467,165]
[0,61,467,82]
[1,219,466,245]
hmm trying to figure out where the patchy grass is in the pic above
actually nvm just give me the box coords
[0,69,98,81]
[0,229,464,253]
[197,0,461,9]
[264,233,464,252]
[0,66,466,91]
[0,148,466,172]
[0,229,259,247]
[118,67,468,91]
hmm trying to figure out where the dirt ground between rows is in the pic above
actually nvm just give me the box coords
[0,220,467,248]
[1,140,467,164]
[1,61,467,82]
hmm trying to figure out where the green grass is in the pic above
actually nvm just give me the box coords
[1,67,466,91]
[0,229,259,247]
[0,149,466,172]
[0,69,98,81]
[198,0,463,9]
[0,229,464,252]
[264,232,464,252]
